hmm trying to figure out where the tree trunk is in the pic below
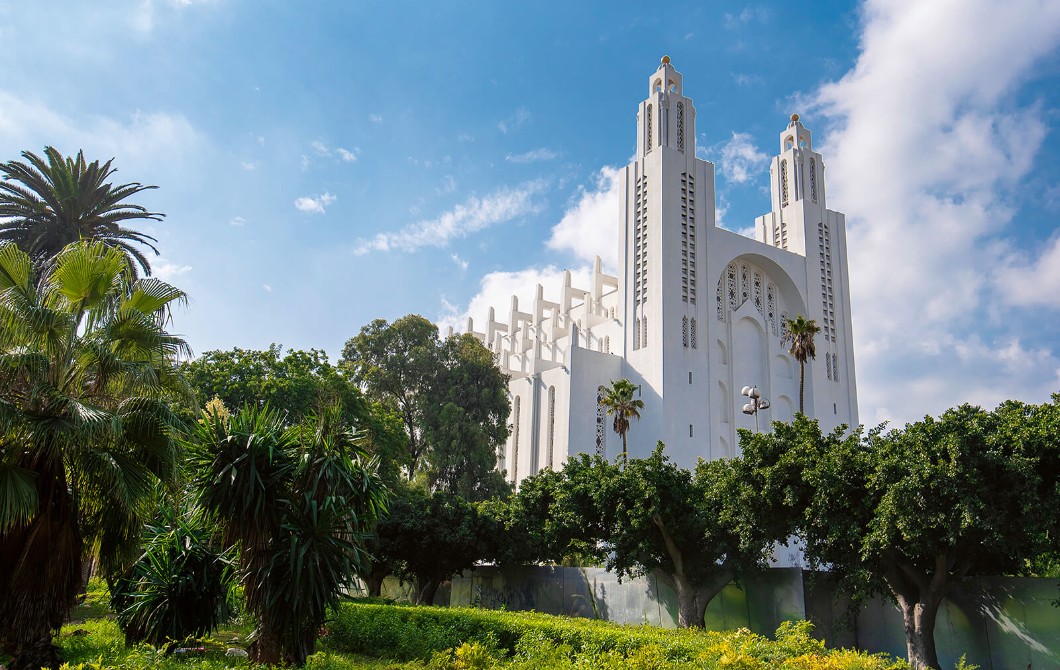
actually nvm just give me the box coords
[672,570,734,628]
[897,595,942,669]
[418,579,441,606]
[364,573,385,598]
[6,636,62,670]
[621,432,628,465]
[248,625,284,665]
[798,361,805,414]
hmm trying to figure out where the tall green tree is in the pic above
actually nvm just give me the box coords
[0,147,163,276]
[186,404,387,665]
[342,316,511,493]
[423,333,511,501]
[598,379,644,462]
[0,241,188,670]
[782,314,820,413]
[342,315,441,476]
[765,404,1060,670]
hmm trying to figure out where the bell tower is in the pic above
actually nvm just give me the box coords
[619,57,717,453]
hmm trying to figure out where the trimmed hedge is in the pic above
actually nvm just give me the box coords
[324,602,911,669]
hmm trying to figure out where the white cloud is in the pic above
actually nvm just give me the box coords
[353,180,545,255]
[311,140,330,156]
[229,216,245,227]
[723,7,770,29]
[153,258,192,280]
[996,234,1060,308]
[812,0,1060,423]
[337,147,359,162]
[715,132,768,184]
[505,148,559,164]
[498,107,531,134]
[369,114,383,123]
[546,166,623,272]
[240,161,256,171]
[0,90,204,181]
[262,283,272,293]
[457,133,474,143]
[450,254,469,271]
[294,191,337,214]
[437,264,594,336]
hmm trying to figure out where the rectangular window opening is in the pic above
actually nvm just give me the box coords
[689,424,694,437]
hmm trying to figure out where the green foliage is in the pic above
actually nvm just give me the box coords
[179,346,407,483]
[0,147,163,276]
[374,485,487,605]
[516,446,799,627]
[185,404,388,665]
[111,499,237,646]
[781,314,820,413]
[0,241,188,669]
[751,400,1060,668]
[326,602,906,669]
[597,379,644,461]
[341,316,511,499]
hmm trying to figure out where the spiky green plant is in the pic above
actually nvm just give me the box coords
[0,241,188,670]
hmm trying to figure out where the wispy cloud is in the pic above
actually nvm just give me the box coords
[229,216,246,227]
[498,107,531,134]
[262,283,272,293]
[294,192,337,214]
[715,132,768,184]
[450,254,469,271]
[723,6,770,30]
[310,141,359,163]
[505,147,559,164]
[354,180,546,255]
[369,114,383,123]
[153,258,192,280]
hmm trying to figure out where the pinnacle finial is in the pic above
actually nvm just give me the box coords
[661,55,671,65]
[790,113,800,123]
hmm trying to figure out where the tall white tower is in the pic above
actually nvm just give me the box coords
[754,116,858,424]
[619,56,717,454]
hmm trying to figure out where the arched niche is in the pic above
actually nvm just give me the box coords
[732,315,767,433]
[774,354,793,380]
[773,395,795,425]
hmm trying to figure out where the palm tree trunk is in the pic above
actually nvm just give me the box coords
[798,361,806,414]
[621,432,628,466]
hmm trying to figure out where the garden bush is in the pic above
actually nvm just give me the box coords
[325,602,909,669]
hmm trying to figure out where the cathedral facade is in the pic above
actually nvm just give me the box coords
[467,58,858,481]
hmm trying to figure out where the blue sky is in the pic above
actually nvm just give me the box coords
[1,0,1059,426]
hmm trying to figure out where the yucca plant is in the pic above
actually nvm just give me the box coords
[186,404,388,666]
[0,241,188,670]
[111,496,237,648]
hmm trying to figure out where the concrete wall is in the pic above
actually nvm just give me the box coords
[393,566,1060,669]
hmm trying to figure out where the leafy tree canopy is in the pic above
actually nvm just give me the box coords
[341,316,511,499]
[759,403,1060,669]
[180,345,407,484]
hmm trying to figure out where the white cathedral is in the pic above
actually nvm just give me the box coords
[465,57,858,482]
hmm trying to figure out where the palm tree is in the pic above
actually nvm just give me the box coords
[782,314,821,414]
[0,241,189,670]
[598,379,645,464]
[0,147,164,276]
[186,404,388,665]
